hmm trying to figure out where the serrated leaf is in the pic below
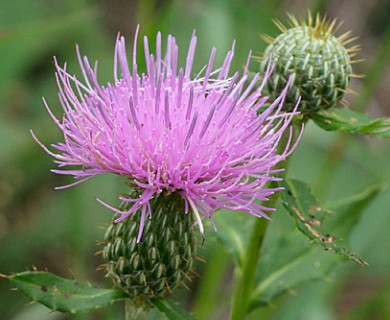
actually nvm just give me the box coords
[213,210,256,267]
[312,108,390,138]
[249,200,341,311]
[250,181,384,311]
[151,298,195,320]
[280,179,367,265]
[4,271,128,313]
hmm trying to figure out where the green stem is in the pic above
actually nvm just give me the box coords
[230,123,301,320]
[230,194,277,320]
[125,298,149,320]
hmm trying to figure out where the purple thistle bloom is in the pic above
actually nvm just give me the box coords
[32,27,301,241]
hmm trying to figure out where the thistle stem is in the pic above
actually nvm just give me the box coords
[230,123,301,320]
[230,194,277,320]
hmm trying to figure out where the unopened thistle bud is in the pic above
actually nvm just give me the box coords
[260,13,360,115]
[103,192,197,298]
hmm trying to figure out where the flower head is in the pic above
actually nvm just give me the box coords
[32,27,300,241]
[260,13,360,115]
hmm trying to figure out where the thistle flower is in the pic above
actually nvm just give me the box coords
[32,27,299,242]
[260,13,360,115]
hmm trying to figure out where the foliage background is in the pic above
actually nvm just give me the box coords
[1,0,390,319]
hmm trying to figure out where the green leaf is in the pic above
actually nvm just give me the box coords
[151,298,195,320]
[249,181,384,311]
[249,194,341,311]
[312,108,390,138]
[3,271,128,313]
[280,179,367,265]
[213,210,256,267]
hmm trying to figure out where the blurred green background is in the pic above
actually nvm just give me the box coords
[1,0,390,319]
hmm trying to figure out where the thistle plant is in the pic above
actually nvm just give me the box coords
[20,25,300,318]
[4,11,390,320]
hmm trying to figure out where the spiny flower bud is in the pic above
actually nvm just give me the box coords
[102,192,197,299]
[260,13,360,115]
